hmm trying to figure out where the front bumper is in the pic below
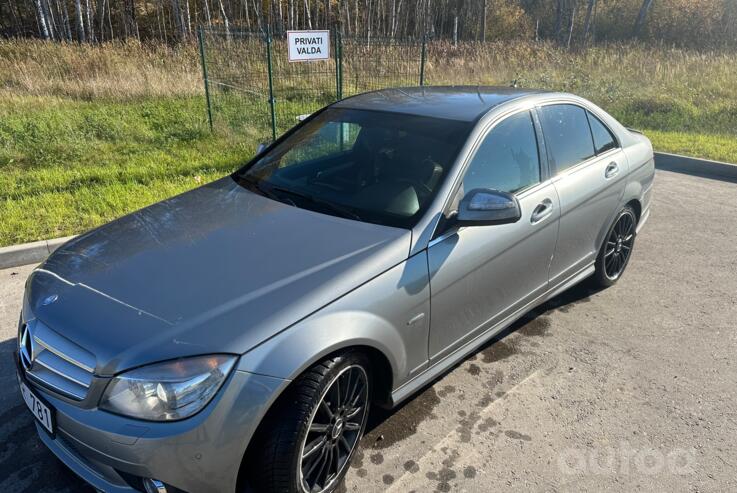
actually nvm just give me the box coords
[17,357,288,493]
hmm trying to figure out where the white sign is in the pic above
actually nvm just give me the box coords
[287,30,330,62]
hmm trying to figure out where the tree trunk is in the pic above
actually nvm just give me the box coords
[203,0,212,27]
[554,0,565,42]
[60,0,72,40]
[170,0,185,38]
[566,5,575,49]
[44,0,57,40]
[74,0,85,41]
[583,0,596,44]
[453,13,458,46]
[96,0,105,40]
[480,0,486,42]
[633,0,654,37]
[184,0,192,35]
[218,0,230,36]
[34,0,51,38]
[304,0,312,28]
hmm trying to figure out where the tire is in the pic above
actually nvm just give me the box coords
[593,205,638,288]
[252,351,371,493]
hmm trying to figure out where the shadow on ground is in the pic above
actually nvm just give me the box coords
[359,279,603,450]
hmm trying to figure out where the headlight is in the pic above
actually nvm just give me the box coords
[100,355,236,421]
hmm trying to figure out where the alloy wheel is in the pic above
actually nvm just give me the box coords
[298,364,369,493]
[604,210,636,280]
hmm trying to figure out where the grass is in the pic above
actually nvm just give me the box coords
[1,39,736,246]
[0,96,258,245]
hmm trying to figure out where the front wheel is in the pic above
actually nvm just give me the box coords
[253,352,371,493]
[593,205,637,288]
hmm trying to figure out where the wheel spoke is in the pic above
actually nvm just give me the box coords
[605,248,615,258]
[339,435,352,454]
[310,422,330,433]
[319,399,334,420]
[344,421,361,431]
[345,405,363,419]
[304,444,327,479]
[344,370,359,406]
[303,436,327,460]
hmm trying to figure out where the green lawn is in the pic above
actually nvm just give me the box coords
[1,93,735,247]
[0,96,258,246]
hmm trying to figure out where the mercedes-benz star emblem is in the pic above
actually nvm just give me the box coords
[19,324,33,371]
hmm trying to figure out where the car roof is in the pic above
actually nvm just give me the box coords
[332,86,550,122]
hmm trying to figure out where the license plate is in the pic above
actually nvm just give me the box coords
[19,379,55,434]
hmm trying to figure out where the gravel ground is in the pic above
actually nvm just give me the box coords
[1,169,735,492]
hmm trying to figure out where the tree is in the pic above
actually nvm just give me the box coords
[583,0,597,44]
[633,0,655,37]
[33,0,51,39]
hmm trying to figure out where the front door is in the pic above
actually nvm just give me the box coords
[427,110,560,361]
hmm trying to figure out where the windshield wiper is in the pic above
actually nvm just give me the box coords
[264,184,363,221]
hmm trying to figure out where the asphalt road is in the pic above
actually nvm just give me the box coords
[1,169,736,492]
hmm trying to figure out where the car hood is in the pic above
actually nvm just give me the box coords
[27,177,411,376]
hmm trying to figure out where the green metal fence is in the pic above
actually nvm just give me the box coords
[198,27,427,140]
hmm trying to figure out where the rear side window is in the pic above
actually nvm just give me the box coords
[587,111,618,154]
[539,104,595,173]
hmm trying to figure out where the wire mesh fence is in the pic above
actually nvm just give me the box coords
[340,36,425,97]
[198,27,427,141]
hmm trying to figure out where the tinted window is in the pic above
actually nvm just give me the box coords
[539,104,595,173]
[587,111,618,154]
[462,111,541,195]
[236,108,471,229]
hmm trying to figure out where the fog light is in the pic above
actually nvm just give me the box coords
[143,478,167,493]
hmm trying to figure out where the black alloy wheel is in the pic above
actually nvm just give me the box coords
[593,205,638,287]
[252,352,371,493]
[298,365,369,492]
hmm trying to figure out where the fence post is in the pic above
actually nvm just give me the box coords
[265,28,277,141]
[419,34,427,86]
[334,29,343,101]
[197,26,214,132]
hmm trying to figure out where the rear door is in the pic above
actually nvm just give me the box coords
[538,103,628,285]
[427,110,560,361]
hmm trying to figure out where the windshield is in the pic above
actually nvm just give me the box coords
[234,108,471,229]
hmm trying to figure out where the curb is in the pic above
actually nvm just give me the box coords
[1,153,735,271]
[0,236,75,270]
[654,152,737,183]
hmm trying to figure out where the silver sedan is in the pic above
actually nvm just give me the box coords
[16,87,654,493]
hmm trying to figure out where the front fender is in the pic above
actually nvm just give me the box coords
[236,253,431,394]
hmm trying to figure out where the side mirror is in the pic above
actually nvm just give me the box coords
[457,188,521,226]
[256,142,269,154]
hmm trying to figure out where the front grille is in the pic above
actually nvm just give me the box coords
[23,319,96,400]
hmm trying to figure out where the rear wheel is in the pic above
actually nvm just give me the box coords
[253,352,371,493]
[593,206,637,288]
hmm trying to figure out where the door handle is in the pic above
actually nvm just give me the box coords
[605,162,619,179]
[530,198,554,224]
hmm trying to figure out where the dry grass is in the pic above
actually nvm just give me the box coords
[0,39,201,100]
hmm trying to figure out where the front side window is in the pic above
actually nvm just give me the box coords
[587,111,618,154]
[236,108,471,229]
[462,111,541,195]
[539,104,596,173]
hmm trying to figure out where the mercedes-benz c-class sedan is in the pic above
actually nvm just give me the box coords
[16,87,654,493]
